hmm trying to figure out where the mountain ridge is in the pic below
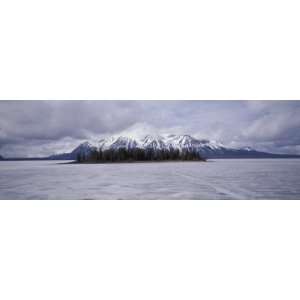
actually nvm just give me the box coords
[48,134,300,160]
[1,135,299,161]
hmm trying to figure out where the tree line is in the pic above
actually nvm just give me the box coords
[76,147,206,163]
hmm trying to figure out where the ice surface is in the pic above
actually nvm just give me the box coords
[0,159,300,199]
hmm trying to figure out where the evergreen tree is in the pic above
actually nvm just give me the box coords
[78,146,206,163]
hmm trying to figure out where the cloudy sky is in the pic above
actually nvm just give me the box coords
[0,100,299,157]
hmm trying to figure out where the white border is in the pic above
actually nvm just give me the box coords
[0,0,299,100]
[1,0,300,299]
[1,200,300,300]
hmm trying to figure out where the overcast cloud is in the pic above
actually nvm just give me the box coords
[0,100,299,157]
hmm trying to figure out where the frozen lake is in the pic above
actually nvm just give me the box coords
[0,159,300,199]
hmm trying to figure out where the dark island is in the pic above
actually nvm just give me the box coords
[76,148,206,163]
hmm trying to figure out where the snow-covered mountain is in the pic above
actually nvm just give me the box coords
[97,134,227,153]
[47,134,300,160]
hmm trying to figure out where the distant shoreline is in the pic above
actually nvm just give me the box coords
[62,159,207,165]
[1,156,300,162]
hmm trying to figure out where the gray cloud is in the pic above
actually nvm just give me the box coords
[0,100,299,157]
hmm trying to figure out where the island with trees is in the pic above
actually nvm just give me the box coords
[76,148,206,163]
